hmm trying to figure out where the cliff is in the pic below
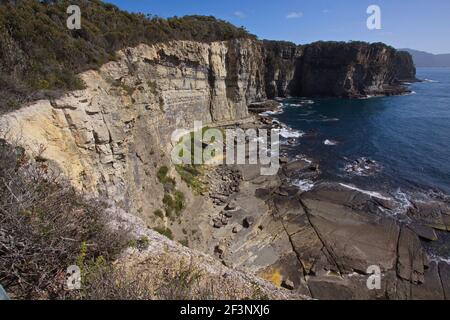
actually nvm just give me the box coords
[0,38,418,225]
[0,0,257,112]
[262,40,300,98]
[0,38,420,300]
[394,51,418,81]
[288,41,416,98]
[0,1,416,109]
[0,39,266,218]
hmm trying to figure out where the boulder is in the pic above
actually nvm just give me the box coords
[275,189,289,197]
[282,159,310,174]
[223,211,234,218]
[243,217,255,228]
[279,156,289,164]
[255,188,272,200]
[287,138,296,145]
[408,224,438,241]
[281,279,295,290]
[225,201,237,211]
[212,218,223,228]
[214,244,226,256]
[408,200,450,231]
[232,225,243,234]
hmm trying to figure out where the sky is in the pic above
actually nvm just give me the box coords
[106,0,450,54]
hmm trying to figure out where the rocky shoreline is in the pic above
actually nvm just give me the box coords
[198,104,450,300]
[0,35,440,299]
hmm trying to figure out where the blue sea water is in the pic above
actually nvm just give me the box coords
[274,68,450,195]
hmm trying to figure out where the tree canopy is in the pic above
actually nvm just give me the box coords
[0,0,256,112]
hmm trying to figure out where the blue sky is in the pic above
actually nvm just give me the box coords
[106,0,450,54]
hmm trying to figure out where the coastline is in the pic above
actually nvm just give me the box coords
[193,97,450,299]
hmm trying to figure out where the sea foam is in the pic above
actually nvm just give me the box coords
[293,179,315,191]
[324,139,338,146]
[339,183,392,201]
[274,127,304,138]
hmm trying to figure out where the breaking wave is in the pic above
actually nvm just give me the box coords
[293,179,315,192]
[324,139,338,146]
[339,183,392,201]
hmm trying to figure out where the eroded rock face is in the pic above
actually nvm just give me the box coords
[289,42,416,97]
[394,51,417,82]
[303,198,400,274]
[0,40,266,219]
[0,40,416,220]
[262,41,416,99]
[0,39,421,300]
[262,40,300,98]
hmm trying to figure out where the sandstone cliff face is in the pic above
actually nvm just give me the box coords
[0,38,426,300]
[0,39,266,218]
[289,42,416,97]
[0,38,417,223]
[262,41,300,98]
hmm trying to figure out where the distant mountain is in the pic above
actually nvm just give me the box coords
[400,49,450,67]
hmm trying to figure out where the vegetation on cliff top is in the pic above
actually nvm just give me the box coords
[0,0,255,113]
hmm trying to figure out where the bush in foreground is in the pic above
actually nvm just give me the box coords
[0,139,224,300]
[0,138,129,299]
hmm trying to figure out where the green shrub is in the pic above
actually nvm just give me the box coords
[176,165,206,194]
[179,239,189,247]
[157,166,168,180]
[153,227,174,240]
[153,209,164,219]
[162,190,184,220]
[173,190,185,214]
[135,236,150,250]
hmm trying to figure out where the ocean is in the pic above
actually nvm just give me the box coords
[272,68,450,196]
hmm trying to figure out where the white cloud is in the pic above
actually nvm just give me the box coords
[286,11,303,19]
[233,11,246,19]
[323,9,330,14]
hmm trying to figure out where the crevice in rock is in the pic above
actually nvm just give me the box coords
[268,199,313,297]
[438,263,448,300]
[207,48,216,123]
[280,220,313,298]
[396,226,413,298]
[298,197,344,276]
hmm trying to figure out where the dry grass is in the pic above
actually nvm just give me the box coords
[0,139,233,300]
[0,138,278,300]
[0,138,130,299]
